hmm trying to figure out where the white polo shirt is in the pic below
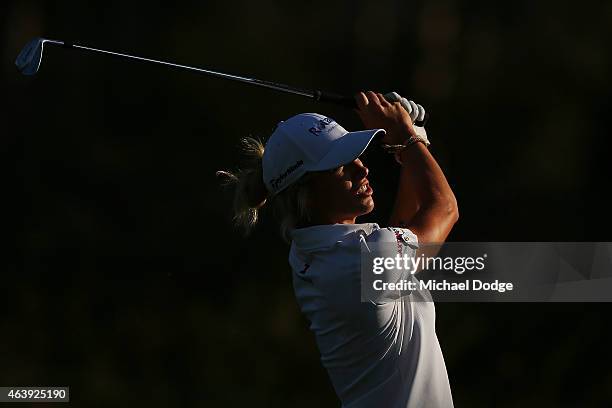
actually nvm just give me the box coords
[289,223,453,408]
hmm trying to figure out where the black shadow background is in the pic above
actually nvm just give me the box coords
[4,0,612,406]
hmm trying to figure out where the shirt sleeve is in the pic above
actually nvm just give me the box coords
[360,227,419,303]
[366,227,419,254]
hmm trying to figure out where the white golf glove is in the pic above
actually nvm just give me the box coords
[383,91,426,123]
[383,91,429,145]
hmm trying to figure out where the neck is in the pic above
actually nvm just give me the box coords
[301,215,357,227]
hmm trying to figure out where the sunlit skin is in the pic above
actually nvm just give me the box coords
[306,158,374,225]
[295,90,458,242]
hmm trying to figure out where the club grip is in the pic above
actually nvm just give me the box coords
[314,91,358,109]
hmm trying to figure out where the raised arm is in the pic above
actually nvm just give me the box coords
[355,91,458,244]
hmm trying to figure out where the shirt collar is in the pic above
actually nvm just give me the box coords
[290,223,379,252]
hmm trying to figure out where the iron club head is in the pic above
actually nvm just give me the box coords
[15,38,63,75]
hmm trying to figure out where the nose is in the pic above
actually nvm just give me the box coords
[352,158,369,179]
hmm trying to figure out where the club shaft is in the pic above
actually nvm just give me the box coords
[59,42,315,98]
[43,39,425,123]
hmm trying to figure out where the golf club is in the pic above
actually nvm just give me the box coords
[15,37,428,126]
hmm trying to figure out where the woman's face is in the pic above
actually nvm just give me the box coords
[307,158,374,225]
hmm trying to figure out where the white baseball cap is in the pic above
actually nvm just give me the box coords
[262,113,384,195]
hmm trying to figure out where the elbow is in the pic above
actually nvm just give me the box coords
[448,196,459,225]
[434,197,458,227]
[421,195,459,225]
[431,195,459,225]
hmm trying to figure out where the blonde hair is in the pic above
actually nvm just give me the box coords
[216,137,311,242]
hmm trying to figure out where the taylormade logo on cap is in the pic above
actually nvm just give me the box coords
[269,160,304,190]
[262,113,384,195]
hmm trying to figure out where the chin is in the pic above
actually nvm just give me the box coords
[359,199,375,215]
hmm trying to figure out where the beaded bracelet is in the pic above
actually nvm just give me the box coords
[381,135,430,165]
[394,137,429,164]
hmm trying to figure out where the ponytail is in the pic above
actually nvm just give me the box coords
[216,137,268,236]
[217,137,312,241]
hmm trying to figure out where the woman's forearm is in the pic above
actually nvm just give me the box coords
[389,142,458,243]
[351,90,458,242]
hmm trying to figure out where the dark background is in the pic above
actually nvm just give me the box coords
[4,0,612,406]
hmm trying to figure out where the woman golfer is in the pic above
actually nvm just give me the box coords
[218,91,458,407]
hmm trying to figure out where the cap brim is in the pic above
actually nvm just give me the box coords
[308,129,385,171]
